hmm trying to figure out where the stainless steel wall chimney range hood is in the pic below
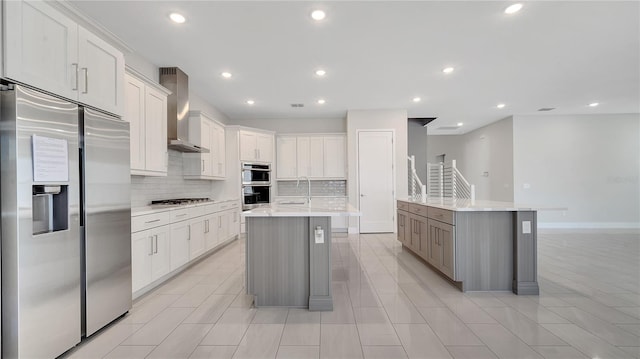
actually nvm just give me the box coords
[159,67,209,153]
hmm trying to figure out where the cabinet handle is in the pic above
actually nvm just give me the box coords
[148,236,153,256]
[188,225,191,240]
[154,235,158,254]
[219,217,222,228]
[145,219,160,224]
[176,213,187,217]
[81,67,89,94]
[205,219,208,233]
[71,63,79,90]
[202,159,205,173]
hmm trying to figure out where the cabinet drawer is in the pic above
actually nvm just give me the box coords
[190,205,206,218]
[397,201,409,211]
[132,211,171,233]
[170,208,190,222]
[427,207,455,225]
[409,203,428,217]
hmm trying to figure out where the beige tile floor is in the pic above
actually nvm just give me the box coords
[62,230,640,359]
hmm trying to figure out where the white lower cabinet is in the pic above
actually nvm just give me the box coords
[131,200,242,296]
[131,224,170,293]
[204,214,219,250]
[170,220,190,271]
[189,217,206,260]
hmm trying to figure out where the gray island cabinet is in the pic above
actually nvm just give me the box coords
[398,199,539,295]
[243,204,360,311]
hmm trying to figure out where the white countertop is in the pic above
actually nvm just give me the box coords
[132,198,240,216]
[242,203,361,217]
[399,197,565,212]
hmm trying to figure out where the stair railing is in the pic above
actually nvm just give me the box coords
[426,160,475,200]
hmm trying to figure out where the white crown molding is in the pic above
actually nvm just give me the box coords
[49,0,134,54]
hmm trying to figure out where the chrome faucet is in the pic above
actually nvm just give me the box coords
[296,176,311,205]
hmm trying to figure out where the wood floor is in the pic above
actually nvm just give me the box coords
[62,230,640,359]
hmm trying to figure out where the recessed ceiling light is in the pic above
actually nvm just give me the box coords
[221,72,232,79]
[497,103,506,109]
[169,13,186,24]
[311,10,326,21]
[457,122,464,127]
[246,99,255,105]
[412,97,421,103]
[315,69,326,77]
[588,102,599,107]
[442,67,454,74]
[317,99,326,104]
[504,3,523,14]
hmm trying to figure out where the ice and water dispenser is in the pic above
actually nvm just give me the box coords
[32,185,68,235]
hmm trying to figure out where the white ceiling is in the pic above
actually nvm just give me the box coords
[69,1,639,133]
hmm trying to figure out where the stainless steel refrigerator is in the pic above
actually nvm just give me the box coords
[0,84,132,358]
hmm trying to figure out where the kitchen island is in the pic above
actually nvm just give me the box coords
[242,203,360,311]
[398,198,543,295]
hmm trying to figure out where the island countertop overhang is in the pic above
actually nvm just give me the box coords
[398,197,565,212]
[242,203,362,217]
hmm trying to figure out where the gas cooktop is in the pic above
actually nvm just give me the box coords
[151,198,212,205]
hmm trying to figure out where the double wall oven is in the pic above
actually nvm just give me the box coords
[242,163,271,210]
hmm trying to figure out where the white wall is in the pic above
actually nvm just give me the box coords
[230,118,346,134]
[460,117,513,202]
[191,93,231,125]
[513,113,640,228]
[407,120,429,184]
[428,113,640,228]
[347,109,408,232]
[427,117,514,201]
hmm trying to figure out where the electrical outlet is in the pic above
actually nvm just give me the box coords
[523,183,531,189]
[314,226,324,244]
[522,221,531,234]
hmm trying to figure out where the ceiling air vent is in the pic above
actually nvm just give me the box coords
[290,103,304,108]
[537,107,555,111]
[437,126,461,130]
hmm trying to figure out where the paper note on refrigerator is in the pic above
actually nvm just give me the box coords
[32,135,69,182]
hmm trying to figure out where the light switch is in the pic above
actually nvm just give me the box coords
[314,226,324,244]
[522,221,531,234]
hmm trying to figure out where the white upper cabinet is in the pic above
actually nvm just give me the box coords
[183,111,226,180]
[323,136,347,178]
[77,27,125,116]
[297,136,324,178]
[4,0,124,116]
[125,71,169,176]
[213,123,226,177]
[126,75,146,171]
[4,0,79,100]
[276,134,347,179]
[240,130,274,163]
[276,136,297,179]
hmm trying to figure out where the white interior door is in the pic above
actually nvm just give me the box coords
[358,131,395,233]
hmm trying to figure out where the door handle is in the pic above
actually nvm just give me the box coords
[81,67,89,94]
[148,236,153,256]
[154,235,158,254]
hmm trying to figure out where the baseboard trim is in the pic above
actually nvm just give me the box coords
[538,222,640,229]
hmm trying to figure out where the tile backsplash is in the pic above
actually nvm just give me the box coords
[277,180,346,197]
[130,150,217,207]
